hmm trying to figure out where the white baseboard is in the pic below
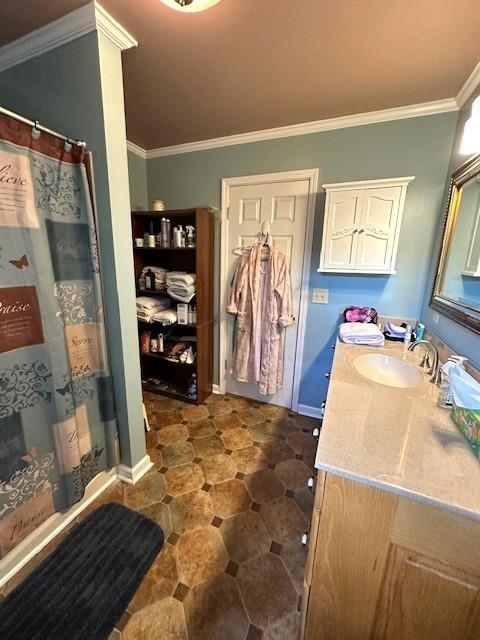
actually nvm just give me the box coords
[212,384,222,395]
[117,454,153,484]
[0,468,117,589]
[297,404,323,419]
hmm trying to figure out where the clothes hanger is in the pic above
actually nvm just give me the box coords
[233,222,272,255]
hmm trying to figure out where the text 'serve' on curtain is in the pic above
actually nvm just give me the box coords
[0,113,119,556]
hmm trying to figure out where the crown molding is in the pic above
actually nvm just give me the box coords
[127,140,147,159]
[143,98,458,159]
[0,2,136,73]
[94,2,138,50]
[322,176,415,191]
[456,61,480,108]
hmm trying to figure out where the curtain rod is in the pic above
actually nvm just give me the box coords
[0,105,86,148]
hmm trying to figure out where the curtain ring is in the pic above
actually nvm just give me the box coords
[31,120,41,140]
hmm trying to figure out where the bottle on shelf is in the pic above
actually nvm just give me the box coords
[138,274,146,290]
[148,221,156,248]
[140,330,151,353]
[186,225,196,248]
[144,268,155,290]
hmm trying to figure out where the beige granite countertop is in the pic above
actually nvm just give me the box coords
[315,339,480,521]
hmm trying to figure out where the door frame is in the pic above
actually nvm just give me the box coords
[219,168,319,411]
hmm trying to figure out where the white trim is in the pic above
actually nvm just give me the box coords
[212,384,222,395]
[456,61,480,108]
[322,176,415,191]
[297,404,323,420]
[127,140,147,159]
[0,468,117,589]
[117,454,153,484]
[94,2,138,50]
[220,169,319,413]
[0,2,136,73]
[143,98,457,158]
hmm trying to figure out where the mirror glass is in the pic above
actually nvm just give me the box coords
[431,155,480,332]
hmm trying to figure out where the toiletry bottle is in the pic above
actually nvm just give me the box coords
[158,332,164,353]
[186,226,196,248]
[166,219,171,248]
[192,305,197,324]
[173,226,180,248]
[148,222,156,248]
[188,305,193,324]
[140,331,151,353]
[161,217,168,248]
[403,324,412,350]
[145,268,155,290]
[143,230,149,246]
[416,322,426,341]
[138,274,146,291]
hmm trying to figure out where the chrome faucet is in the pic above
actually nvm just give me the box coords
[408,340,442,384]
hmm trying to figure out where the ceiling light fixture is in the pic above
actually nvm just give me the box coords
[460,96,480,155]
[160,0,223,12]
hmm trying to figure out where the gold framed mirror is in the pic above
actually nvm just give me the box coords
[431,154,480,333]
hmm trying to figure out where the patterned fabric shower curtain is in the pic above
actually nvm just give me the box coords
[0,113,118,557]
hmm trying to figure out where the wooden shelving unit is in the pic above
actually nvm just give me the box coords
[132,208,214,404]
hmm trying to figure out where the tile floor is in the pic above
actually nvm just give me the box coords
[1,392,319,640]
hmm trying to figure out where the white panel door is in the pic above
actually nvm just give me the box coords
[226,179,311,407]
[356,186,402,271]
[322,190,361,270]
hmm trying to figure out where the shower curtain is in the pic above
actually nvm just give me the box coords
[0,113,118,557]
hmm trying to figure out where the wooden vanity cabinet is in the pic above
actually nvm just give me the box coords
[302,473,480,640]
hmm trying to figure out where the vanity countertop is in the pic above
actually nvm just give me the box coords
[315,339,480,521]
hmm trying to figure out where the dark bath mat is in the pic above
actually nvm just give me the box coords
[0,502,164,640]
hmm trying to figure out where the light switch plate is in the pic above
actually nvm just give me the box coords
[312,288,329,304]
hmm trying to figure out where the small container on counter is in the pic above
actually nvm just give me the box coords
[140,330,151,353]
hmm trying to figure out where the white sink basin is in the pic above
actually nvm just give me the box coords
[353,353,423,388]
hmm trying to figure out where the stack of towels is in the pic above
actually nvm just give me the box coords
[166,272,196,303]
[338,322,385,346]
[136,295,171,323]
[142,266,169,291]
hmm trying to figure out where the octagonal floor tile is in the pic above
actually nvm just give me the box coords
[258,404,287,421]
[128,543,178,612]
[155,409,184,429]
[122,597,187,640]
[157,424,189,446]
[286,431,317,457]
[176,525,228,587]
[181,404,209,422]
[244,469,285,504]
[221,427,254,451]
[220,511,271,564]
[275,459,312,491]
[183,573,249,640]
[165,463,205,497]
[209,479,251,518]
[188,419,216,439]
[193,435,224,458]
[162,441,196,469]
[237,408,265,426]
[170,490,215,534]
[280,538,307,595]
[213,412,243,431]
[231,446,267,474]
[207,401,232,417]
[200,453,237,485]
[124,472,166,510]
[247,423,275,443]
[266,417,301,439]
[260,440,294,466]
[237,553,297,629]
[260,497,308,544]
[139,501,173,539]
[263,612,301,640]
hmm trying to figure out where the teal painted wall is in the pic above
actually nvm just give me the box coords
[145,113,457,407]
[127,150,148,210]
[421,87,480,368]
[0,33,146,466]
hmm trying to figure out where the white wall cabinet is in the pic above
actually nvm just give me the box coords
[318,177,414,274]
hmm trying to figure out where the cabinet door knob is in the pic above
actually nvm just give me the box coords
[325,372,331,379]
[312,427,320,438]
[307,476,315,490]
[301,533,308,548]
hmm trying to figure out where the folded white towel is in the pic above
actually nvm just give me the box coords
[151,308,178,326]
[166,273,196,286]
[167,285,196,303]
[339,322,384,346]
[136,295,171,311]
